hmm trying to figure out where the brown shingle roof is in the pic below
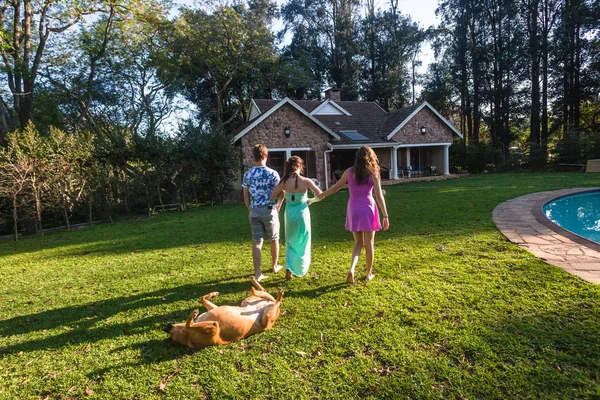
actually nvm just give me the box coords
[377,103,421,138]
[244,98,432,145]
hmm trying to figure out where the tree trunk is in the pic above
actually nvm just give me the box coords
[63,197,71,230]
[12,193,19,242]
[34,188,43,235]
[157,183,165,211]
[529,0,541,166]
[89,196,93,226]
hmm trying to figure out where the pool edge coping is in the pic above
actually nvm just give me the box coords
[532,188,600,253]
[493,187,600,285]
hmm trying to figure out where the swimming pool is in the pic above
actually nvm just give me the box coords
[543,190,600,244]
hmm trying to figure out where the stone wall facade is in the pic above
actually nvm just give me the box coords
[238,104,332,185]
[374,148,392,175]
[392,107,455,144]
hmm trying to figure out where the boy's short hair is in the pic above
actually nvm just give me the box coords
[252,144,268,161]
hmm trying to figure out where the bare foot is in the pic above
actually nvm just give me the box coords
[255,274,269,282]
[366,273,375,281]
[285,269,293,280]
[346,271,355,284]
[272,265,283,273]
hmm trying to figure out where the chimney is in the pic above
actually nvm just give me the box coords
[324,88,341,102]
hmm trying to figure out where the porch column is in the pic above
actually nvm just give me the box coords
[405,148,411,167]
[391,147,398,179]
[443,145,450,175]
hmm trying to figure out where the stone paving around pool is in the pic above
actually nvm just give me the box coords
[493,188,600,285]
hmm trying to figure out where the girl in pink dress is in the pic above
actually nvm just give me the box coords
[313,146,389,283]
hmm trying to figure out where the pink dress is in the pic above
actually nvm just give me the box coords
[345,168,381,232]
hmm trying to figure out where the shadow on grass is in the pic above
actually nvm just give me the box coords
[0,275,349,357]
[0,205,252,259]
[0,275,252,354]
[465,308,600,397]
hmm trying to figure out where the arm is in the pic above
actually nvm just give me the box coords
[316,169,349,200]
[306,178,322,196]
[373,176,389,231]
[269,181,284,201]
[275,189,284,211]
[243,187,251,211]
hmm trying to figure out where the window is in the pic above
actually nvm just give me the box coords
[291,150,317,179]
[267,151,286,177]
[266,148,317,179]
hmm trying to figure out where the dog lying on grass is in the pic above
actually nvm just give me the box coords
[164,277,284,348]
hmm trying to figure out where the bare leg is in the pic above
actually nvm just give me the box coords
[348,232,364,284]
[364,231,376,281]
[252,240,268,281]
[201,292,220,310]
[270,240,281,273]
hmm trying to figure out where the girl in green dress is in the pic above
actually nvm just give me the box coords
[270,156,322,279]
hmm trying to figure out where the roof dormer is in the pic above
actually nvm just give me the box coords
[311,99,352,116]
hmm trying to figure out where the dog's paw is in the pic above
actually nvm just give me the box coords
[209,292,219,298]
[191,309,200,319]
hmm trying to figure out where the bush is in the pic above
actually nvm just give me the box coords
[450,142,499,173]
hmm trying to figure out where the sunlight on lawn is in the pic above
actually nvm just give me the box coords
[1,173,599,399]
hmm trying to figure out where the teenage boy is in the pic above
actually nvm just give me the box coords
[242,144,284,281]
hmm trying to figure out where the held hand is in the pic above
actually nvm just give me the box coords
[382,217,390,231]
[307,196,322,206]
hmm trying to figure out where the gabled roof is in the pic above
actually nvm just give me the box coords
[310,99,352,116]
[384,101,463,140]
[232,98,341,142]
[234,98,462,145]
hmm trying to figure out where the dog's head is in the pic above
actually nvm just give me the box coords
[164,320,220,348]
[164,322,188,346]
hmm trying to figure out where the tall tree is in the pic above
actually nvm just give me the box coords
[0,0,98,137]
[280,0,362,99]
[160,4,276,125]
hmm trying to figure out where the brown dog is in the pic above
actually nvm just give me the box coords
[164,277,283,348]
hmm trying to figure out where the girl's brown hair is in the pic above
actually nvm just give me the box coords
[353,146,380,185]
[282,156,304,183]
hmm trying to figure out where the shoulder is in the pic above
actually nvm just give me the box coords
[264,166,280,179]
[243,167,256,179]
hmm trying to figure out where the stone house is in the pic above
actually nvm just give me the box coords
[232,89,463,189]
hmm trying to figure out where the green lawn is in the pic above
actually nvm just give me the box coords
[1,173,600,399]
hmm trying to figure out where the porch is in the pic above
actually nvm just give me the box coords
[327,143,451,187]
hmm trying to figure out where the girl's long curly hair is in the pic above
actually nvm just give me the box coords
[353,146,380,185]
[282,156,304,183]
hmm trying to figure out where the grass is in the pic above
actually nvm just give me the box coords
[1,172,600,399]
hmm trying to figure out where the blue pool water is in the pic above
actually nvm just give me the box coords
[543,191,600,244]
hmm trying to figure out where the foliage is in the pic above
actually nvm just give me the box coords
[176,122,240,205]
[1,173,600,398]
[427,0,600,168]
[450,141,503,173]
[159,4,276,126]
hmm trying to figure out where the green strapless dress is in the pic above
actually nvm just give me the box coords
[284,191,311,276]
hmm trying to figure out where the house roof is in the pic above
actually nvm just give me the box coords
[231,98,341,142]
[232,98,462,145]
